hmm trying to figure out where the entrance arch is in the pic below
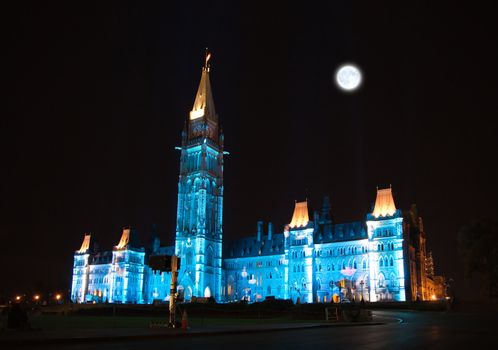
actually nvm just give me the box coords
[204,286,211,298]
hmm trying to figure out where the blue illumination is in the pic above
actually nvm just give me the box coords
[70,61,411,305]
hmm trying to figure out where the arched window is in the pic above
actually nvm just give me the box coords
[186,251,193,265]
[267,285,271,295]
[206,245,214,267]
[342,260,346,269]
[390,257,394,266]
[378,273,385,288]
[297,265,300,272]
[362,259,367,269]
[348,259,352,268]
[381,244,384,251]
[331,264,335,271]
[353,260,357,269]
[380,258,384,267]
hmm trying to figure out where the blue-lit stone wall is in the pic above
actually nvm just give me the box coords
[70,248,145,304]
[222,213,406,303]
[174,123,224,301]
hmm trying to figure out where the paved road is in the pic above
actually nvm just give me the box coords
[12,310,497,349]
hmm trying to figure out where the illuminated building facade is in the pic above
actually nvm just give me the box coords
[173,55,224,301]
[70,57,443,304]
[223,189,408,303]
[70,228,145,303]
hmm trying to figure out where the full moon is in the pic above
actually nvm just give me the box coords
[335,64,362,91]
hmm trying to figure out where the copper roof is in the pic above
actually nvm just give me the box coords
[77,234,91,253]
[189,66,216,121]
[372,187,397,218]
[116,228,130,249]
[289,201,310,228]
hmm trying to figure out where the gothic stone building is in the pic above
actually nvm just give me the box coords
[71,59,444,304]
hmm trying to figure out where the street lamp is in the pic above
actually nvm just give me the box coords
[360,280,365,301]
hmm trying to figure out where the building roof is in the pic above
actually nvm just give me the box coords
[77,234,91,253]
[289,201,310,228]
[90,251,112,265]
[115,227,143,251]
[224,233,286,259]
[372,187,397,218]
[189,56,217,122]
[116,228,131,249]
[317,221,367,243]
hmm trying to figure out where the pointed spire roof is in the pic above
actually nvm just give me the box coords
[77,233,91,253]
[372,187,397,218]
[116,227,131,249]
[189,50,217,122]
[289,200,310,228]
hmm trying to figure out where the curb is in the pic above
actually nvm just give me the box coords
[0,322,385,346]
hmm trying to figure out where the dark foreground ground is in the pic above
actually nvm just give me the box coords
[6,309,497,349]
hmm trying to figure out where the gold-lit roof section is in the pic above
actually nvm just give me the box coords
[289,201,310,228]
[189,52,216,122]
[77,234,91,253]
[116,228,130,249]
[372,187,397,218]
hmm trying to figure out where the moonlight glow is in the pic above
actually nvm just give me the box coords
[335,64,362,91]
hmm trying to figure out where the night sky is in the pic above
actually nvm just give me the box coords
[2,2,497,299]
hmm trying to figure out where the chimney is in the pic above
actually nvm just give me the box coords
[268,222,273,241]
[257,220,263,241]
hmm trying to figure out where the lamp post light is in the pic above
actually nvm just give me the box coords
[360,280,365,301]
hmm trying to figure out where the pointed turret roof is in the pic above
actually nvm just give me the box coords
[77,233,91,253]
[289,200,310,229]
[116,227,131,249]
[372,187,397,218]
[189,51,217,122]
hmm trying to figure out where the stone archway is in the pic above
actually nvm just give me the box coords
[204,286,211,298]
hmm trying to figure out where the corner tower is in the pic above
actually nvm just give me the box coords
[366,187,406,302]
[175,52,224,301]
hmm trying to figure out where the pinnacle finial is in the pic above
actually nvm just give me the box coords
[204,48,211,70]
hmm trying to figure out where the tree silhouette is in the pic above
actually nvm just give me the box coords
[457,219,498,301]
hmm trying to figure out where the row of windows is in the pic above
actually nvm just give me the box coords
[299,246,369,258]
[376,228,396,237]
[226,259,284,270]
[378,242,396,251]
[379,256,395,268]
[293,259,369,273]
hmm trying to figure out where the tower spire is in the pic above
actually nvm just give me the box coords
[188,50,219,142]
[204,48,211,70]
